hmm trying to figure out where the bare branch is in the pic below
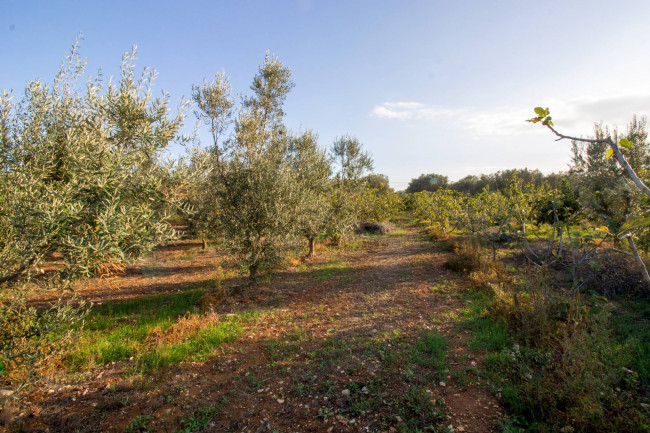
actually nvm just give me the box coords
[546,124,650,200]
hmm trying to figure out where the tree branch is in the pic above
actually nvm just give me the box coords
[546,124,650,199]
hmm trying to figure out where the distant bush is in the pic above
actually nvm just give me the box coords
[444,238,486,274]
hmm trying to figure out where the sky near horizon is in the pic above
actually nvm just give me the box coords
[2,0,650,190]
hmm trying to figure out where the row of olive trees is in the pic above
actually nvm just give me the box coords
[0,46,400,389]
[182,54,400,284]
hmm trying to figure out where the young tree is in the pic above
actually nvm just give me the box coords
[412,189,463,234]
[529,108,650,284]
[290,130,332,257]
[195,54,311,284]
[328,135,374,242]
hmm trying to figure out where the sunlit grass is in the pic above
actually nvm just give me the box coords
[65,289,257,373]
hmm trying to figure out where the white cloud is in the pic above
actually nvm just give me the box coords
[371,101,536,137]
[370,102,462,121]
[371,96,650,139]
[546,95,650,133]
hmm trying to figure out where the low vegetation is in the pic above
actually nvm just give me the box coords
[1,42,649,433]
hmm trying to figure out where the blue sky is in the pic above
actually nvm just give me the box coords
[3,0,650,189]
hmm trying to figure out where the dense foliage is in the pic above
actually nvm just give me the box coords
[0,43,189,390]
[405,172,448,193]
[190,56,388,282]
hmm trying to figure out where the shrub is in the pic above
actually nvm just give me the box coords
[444,238,486,274]
[484,280,649,432]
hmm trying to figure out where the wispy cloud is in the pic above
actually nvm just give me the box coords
[549,96,650,131]
[371,96,650,138]
[370,102,462,121]
[370,101,533,137]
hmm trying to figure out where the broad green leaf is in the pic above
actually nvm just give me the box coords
[619,138,633,149]
[534,107,546,116]
[605,148,614,159]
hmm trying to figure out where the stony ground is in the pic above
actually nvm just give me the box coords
[9,223,503,433]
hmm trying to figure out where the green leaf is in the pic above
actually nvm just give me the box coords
[605,148,614,160]
[619,138,633,149]
[534,107,546,116]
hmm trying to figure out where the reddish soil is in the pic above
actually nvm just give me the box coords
[7,224,503,433]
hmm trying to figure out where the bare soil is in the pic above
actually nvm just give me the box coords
[8,224,503,433]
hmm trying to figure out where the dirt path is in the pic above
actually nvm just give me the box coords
[15,224,502,433]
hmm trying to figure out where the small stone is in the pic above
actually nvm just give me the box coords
[335,414,348,425]
[395,416,403,423]
[0,390,14,397]
[447,425,453,431]
[457,426,466,432]
[277,398,285,404]
[439,381,446,387]
[361,386,369,394]
[470,361,476,366]
[371,328,378,334]
[341,389,350,396]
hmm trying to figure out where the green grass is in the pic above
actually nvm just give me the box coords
[455,290,511,352]
[393,386,447,432]
[66,289,256,373]
[314,260,349,280]
[610,297,650,388]
[126,414,151,432]
[409,331,448,378]
[175,401,226,433]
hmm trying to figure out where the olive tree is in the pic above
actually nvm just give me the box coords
[194,54,333,283]
[289,130,332,257]
[0,43,188,389]
[0,45,187,287]
[328,135,374,243]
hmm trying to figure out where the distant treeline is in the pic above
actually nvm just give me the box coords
[405,168,567,195]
